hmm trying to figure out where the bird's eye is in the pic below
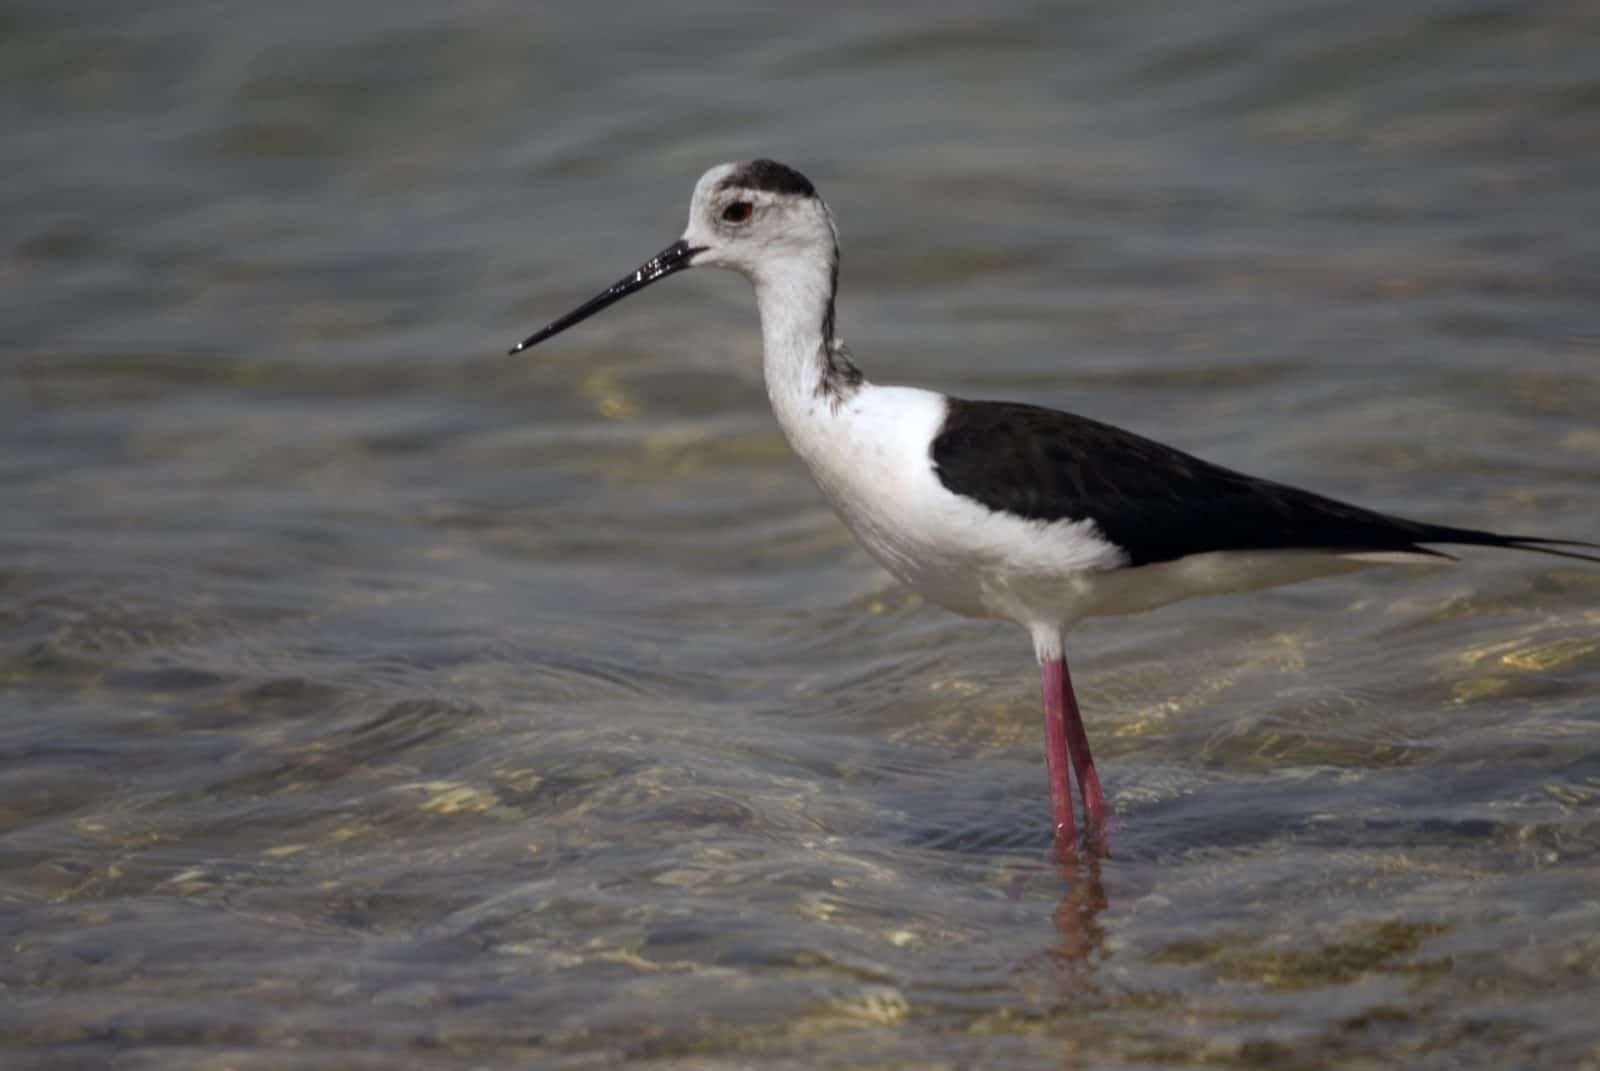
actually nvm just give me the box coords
[722,201,753,223]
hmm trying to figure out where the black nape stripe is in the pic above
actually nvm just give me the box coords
[718,159,816,198]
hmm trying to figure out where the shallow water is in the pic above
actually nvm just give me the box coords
[4,1,1599,1067]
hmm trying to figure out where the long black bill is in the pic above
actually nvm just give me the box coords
[509,239,704,354]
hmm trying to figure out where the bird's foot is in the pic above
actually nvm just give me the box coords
[1081,819,1112,859]
[1046,823,1113,861]
[1050,825,1077,863]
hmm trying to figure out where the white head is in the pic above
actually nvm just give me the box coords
[510,159,836,353]
[681,160,837,280]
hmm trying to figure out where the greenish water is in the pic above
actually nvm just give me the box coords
[3,2,1598,1068]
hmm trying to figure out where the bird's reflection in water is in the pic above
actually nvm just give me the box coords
[1010,855,1110,968]
[1048,857,1110,967]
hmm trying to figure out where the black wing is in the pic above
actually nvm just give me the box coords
[931,398,1599,568]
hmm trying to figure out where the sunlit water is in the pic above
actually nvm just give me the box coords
[4,2,1598,1067]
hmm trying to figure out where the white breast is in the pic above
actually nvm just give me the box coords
[772,384,1127,628]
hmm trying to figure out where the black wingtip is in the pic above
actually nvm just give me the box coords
[1498,537,1600,565]
[1425,528,1600,565]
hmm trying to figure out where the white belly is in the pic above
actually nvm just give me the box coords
[777,385,1125,624]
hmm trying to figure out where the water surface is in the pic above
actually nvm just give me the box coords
[4,2,1599,1067]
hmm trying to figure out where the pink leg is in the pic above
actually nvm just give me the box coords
[1039,658,1076,857]
[1057,657,1109,842]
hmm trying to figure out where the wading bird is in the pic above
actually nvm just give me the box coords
[511,160,1597,855]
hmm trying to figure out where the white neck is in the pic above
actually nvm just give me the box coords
[750,251,861,434]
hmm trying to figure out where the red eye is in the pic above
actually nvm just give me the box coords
[722,201,753,223]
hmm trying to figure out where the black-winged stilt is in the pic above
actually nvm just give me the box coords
[510,159,1598,856]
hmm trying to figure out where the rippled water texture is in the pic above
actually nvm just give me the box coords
[4,2,1599,1067]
